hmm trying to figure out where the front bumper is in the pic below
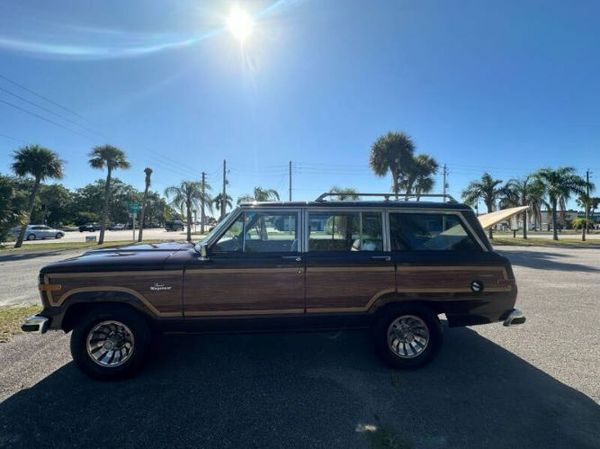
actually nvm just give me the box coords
[503,308,526,327]
[21,315,49,334]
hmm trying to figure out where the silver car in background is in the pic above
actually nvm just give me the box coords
[10,225,65,241]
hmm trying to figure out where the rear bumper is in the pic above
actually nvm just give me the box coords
[503,308,526,326]
[21,315,50,334]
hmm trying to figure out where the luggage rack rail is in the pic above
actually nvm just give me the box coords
[314,192,457,203]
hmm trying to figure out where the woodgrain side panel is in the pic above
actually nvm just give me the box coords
[45,271,183,316]
[306,267,396,311]
[396,266,512,293]
[183,268,305,315]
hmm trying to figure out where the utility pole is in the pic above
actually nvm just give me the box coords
[221,160,227,219]
[442,164,448,202]
[289,161,292,201]
[583,169,591,241]
[201,171,206,234]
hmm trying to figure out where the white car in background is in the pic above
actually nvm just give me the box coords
[10,225,65,241]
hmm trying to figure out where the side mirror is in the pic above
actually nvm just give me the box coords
[200,243,208,258]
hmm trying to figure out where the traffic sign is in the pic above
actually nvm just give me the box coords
[127,202,141,213]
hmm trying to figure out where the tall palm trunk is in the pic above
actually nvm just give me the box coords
[98,167,112,245]
[551,199,559,240]
[137,183,150,242]
[14,176,41,248]
[392,169,400,200]
[522,210,528,239]
[186,199,192,242]
[486,201,494,240]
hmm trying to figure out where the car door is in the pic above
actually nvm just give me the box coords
[38,226,51,238]
[183,208,305,316]
[388,210,508,293]
[304,209,396,314]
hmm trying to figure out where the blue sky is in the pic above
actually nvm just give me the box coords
[1,0,599,210]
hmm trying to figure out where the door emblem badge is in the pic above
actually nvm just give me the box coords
[150,282,172,291]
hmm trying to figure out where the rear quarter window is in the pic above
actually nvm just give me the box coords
[389,213,481,251]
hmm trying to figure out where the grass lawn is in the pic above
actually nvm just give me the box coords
[0,305,42,343]
[492,237,600,248]
[0,239,167,253]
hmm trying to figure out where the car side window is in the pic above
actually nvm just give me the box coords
[308,211,383,251]
[212,211,298,253]
[389,213,481,251]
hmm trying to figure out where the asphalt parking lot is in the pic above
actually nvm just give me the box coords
[0,246,599,449]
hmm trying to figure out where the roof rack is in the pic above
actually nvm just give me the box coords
[314,192,457,203]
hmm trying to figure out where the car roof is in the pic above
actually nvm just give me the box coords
[238,200,472,211]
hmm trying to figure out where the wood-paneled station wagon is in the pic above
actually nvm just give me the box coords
[24,192,525,380]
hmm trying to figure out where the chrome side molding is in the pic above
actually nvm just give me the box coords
[503,308,526,327]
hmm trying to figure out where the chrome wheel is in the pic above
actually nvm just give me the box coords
[86,320,135,367]
[387,315,430,359]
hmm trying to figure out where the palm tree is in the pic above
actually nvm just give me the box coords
[137,167,153,242]
[212,193,233,214]
[89,145,130,244]
[165,181,203,242]
[329,186,360,201]
[11,145,64,248]
[461,172,503,239]
[534,167,587,240]
[369,132,415,198]
[500,176,545,239]
[398,154,439,200]
[237,187,280,204]
[412,155,439,200]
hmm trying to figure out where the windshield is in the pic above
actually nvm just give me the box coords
[194,209,237,251]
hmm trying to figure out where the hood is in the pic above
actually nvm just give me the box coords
[40,241,195,274]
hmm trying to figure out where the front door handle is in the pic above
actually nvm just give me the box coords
[282,255,302,262]
[371,255,391,262]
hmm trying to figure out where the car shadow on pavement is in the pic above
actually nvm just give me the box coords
[0,250,71,263]
[0,327,599,449]
[498,249,599,272]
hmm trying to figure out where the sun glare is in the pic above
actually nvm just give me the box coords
[227,6,254,42]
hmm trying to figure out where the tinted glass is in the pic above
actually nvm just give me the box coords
[308,211,383,251]
[244,212,298,253]
[212,212,298,253]
[389,213,480,251]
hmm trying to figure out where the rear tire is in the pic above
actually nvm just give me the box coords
[26,234,35,240]
[55,232,64,239]
[70,306,151,380]
[372,304,442,369]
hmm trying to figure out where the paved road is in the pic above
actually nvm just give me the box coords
[0,250,83,306]
[5,227,190,246]
[1,246,599,448]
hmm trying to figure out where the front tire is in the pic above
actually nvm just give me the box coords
[55,232,64,239]
[26,233,36,240]
[70,306,151,380]
[372,304,442,369]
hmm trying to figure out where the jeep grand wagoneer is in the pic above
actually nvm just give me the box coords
[23,193,524,380]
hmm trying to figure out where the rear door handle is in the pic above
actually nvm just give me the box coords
[282,256,302,262]
[371,255,391,262]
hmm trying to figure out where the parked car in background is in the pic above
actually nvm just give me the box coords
[165,220,184,231]
[109,223,126,231]
[79,222,100,232]
[10,225,64,240]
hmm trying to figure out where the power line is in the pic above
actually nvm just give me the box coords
[0,86,102,137]
[0,98,95,140]
[0,73,86,120]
